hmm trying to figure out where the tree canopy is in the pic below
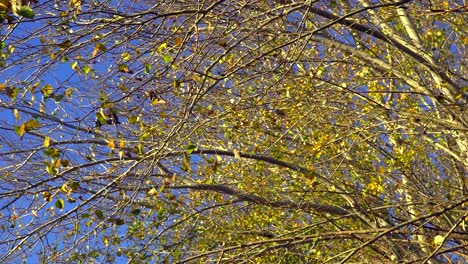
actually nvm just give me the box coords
[0,0,467,263]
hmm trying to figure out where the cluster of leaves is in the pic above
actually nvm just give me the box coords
[0,0,466,263]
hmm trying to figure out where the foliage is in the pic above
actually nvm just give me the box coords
[0,0,467,263]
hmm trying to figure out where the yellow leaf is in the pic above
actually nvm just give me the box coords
[43,136,50,147]
[151,98,166,105]
[13,109,20,120]
[233,149,241,159]
[103,237,109,247]
[434,235,445,245]
[69,0,81,8]
[108,140,115,150]
[148,187,158,196]
[60,183,68,193]
[121,52,131,61]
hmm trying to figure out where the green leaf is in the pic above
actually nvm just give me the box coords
[55,199,65,209]
[82,65,91,75]
[43,148,60,158]
[16,6,35,19]
[45,162,57,175]
[95,210,104,219]
[53,93,65,102]
[181,153,191,172]
[130,209,141,216]
[157,42,167,53]
[15,119,40,137]
[162,55,172,63]
[94,43,107,53]
[114,219,125,225]
[173,79,181,89]
[96,112,107,125]
[144,64,152,74]
[81,213,90,219]
[186,143,197,154]
[70,182,80,190]
[57,40,72,49]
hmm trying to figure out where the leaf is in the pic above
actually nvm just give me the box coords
[82,65,91,75]
[60,159,70,167]
[94,43,107,53]
[173,79,181,89]
[128,116,138,124]
[181,153,191,172]
[16,6,35,19]
[43,148,60,158]
[60,183,69,193]
[53,93,65,102]
[434,235,445,245]
[107,139,115,150]
[57,40,72,49]
[186,143,197,154]
[55,199,65,209]
[95,210,104,219]
[151,98,166,105]
[81,213,90,219]
[65,88,74,97]
[121,52,131,61]
[114,219,125,225]
[144,63,152,74]
[157,42,167,53]
[130,209,141,216]
[8,45,14,54]
[13,109,20,120]
[70,182,80,190]
[162,55,172,63]
[233,149,241,159]
[147,187,157,196]
[70,61,78,70]
[41,84,53,97]
[22,119,39,132]
[42,191,52,202]
[43,136,50,147]
[69,0,81,8]
[118,64,132,73]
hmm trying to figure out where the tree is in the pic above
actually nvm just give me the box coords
[0,0,466,263]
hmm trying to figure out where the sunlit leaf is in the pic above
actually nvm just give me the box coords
[41,84,53,97]
[82,65,91,75]
[16,6,35,19]
[121,52,131,61]
[43,136,50,147]
[107,139,115,150]
[13,109,20,121]
[162,55,172,63]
